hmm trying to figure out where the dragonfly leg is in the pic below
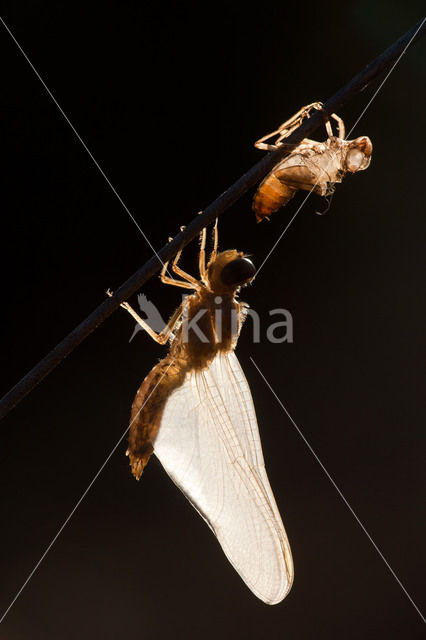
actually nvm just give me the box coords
[107,289,184,344]
[208,218,219,265]
[164,228,202,288]
[160,266,197,290]
[255,102,324,150]
[199,226,207,282]
[330,112,345,139]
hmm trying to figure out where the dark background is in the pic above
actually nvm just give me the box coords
[1,3,425,639]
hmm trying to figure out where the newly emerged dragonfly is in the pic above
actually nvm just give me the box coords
[253,101,373,222]
[112,224,293,605]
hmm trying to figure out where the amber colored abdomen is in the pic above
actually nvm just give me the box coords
[253,173,297,222]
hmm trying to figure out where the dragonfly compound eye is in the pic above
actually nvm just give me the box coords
[220,257,256,286]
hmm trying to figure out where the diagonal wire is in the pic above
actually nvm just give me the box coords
[0,15,169,273]
[250,356,426,625]
[255,187,317,278]
[347,17,426,138]
[1,20,425,421]
[0,13,424,627]
[0,355,175,625]
[255,16,426,277]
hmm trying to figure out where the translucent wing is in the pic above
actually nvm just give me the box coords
[153,351,294,604]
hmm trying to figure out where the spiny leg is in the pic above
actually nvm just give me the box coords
[204,218,219,264]
[280,101,324,132]
[160,259,195,290]
[255,123,301,150]
[171,256,201,287]
[255,128,287,151]
[159,232,201,290]
[255,138,300,152]
[320,107,345,140]
[255,102,324,150]
[199,226,207,282]
[324,117,334,139]
[330,112,345,139]
[167,228,201,287]
[276,102,324,141]
[107,289,184,344]
[209,218,218,264]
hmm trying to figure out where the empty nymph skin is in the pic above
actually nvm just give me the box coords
[253,101,372,221]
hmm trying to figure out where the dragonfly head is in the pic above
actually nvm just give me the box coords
[207,250,256,293]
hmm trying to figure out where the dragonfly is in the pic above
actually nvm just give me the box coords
[111,223,294,605]
[253,101,373,221]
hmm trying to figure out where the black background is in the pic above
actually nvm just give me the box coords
[1,3,425,639]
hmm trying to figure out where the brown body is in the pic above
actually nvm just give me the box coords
[113,231,295,604]
[127,248,252,479]
[253,173,298,219]
[253,102,373,222]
